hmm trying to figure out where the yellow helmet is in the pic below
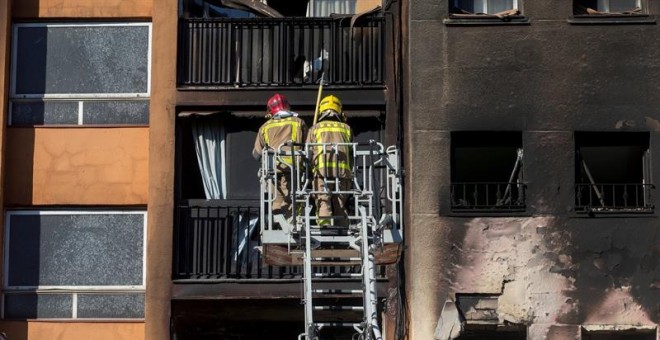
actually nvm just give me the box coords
[319,95,342,115]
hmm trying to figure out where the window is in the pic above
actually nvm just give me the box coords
[304,0,357,17]
[582,328,656,340]
[457,327,526,340]
[3,211,146,319]
[451,0,519,15]
[179,115,262,201]
[574,0,643,15]
[451,132,525,212]
[575,132,653,214]
[9,23,151,126]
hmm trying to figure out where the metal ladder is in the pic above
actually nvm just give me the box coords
[298,204,383,340]
[261,141,401,340]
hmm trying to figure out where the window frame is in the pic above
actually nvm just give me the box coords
[2,210,147,320]
[446,0,529,25]
[3,210,147,291]
[581,325,657,340]
[452,0,519,15]
[9,22,152,126]
[573,132,654,215]
[10,22,152,100]
[597,0,641,13]
[570,0,655,24]
[449,131,527,214]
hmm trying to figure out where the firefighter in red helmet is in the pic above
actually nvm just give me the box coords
[253,94,308,223]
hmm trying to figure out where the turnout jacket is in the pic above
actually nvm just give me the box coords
[253,114,307,171]
[306,119,353,178]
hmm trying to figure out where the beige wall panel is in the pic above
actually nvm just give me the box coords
[0,321,144,340]
[13,0,152,18]
[4,127,148,206]
[356,0,381,12]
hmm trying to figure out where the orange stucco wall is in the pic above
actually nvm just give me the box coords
[0,321,144,340]
[145,0,177,338]
[356,0,382,12]
[12,0,152,18]
[4,127,149,206]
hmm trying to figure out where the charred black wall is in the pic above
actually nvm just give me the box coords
[405,0,660,338]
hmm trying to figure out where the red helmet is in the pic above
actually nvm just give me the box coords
[267,94,290,116]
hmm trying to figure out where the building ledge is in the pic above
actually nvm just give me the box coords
[568,14,656,25]
[444,15,530,26]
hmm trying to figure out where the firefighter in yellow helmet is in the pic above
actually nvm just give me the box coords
[253,94,307,223]
[306,95,353,227]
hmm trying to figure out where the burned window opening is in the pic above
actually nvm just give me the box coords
[574,132,653,214]
[451,132,525,212]
[457,326,527,340]
[573,0,644,16]
[581,328,656,340]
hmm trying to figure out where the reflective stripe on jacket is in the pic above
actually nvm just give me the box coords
[253,116,307,171]
[306,120,353,178]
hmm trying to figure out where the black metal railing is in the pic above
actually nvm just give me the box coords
[575,183,654,213]
[174,200,297,279]
[178,16,384,87]
[174,200,384,280]
[451,182,527,212]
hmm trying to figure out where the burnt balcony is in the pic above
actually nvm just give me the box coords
[177,16,385,88]
[575,183,655,214]
[174,200,384,281]
[451,182,527,212]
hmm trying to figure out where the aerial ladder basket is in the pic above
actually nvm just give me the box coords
[259,141,403,264]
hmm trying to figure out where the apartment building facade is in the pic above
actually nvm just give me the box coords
[405,0,660,339]
[0,0,404,339]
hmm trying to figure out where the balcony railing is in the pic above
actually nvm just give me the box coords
[575,183,654,213]
[451,182,527,212]
[174,200,383,280]
[174,200,297,279]
[178,16,384,87]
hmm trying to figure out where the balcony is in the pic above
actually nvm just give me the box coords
[575,183,654,214]
[177,16,385,88]
[174,200,298,280]
[451,182,527,212]
[174,200,384,281]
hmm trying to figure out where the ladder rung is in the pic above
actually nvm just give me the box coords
[313,272,362,278]
[314,306,364,311]
[308,235,357,243]
[311,257,361,261]
[316,322,361,328]
[311,261,361,266]
[312,289,363,295]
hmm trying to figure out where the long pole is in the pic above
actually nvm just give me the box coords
[313,72,325,125]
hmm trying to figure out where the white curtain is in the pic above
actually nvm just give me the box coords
[231,211,260,262]
[191,117,227,199]
[307,0,357,16]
